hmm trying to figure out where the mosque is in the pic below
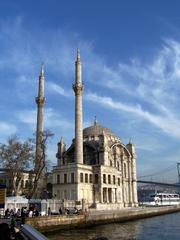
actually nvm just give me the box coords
[52,50,138,209]
[1,50,137,211]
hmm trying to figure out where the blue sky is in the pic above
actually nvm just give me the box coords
[0,0,180,183]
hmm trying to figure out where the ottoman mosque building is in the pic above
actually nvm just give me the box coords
[52,49,138,209]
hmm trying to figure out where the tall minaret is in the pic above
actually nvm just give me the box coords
[73,49,84,164]
[35,64,45,171]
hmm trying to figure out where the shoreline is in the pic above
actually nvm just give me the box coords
[25,205,180,233]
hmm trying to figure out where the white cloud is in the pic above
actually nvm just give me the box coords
[85,92,180,139]
[84,39,180,113]
[0,122,17,136]
[16,108,74,130]
[136,141,165,152]
[16,110,37,126]
[46,81,71,97]
[44,108,74,129]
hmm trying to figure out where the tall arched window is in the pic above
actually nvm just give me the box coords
[57,174,60,184]
[117,162,120,171]
[124,163,127,178]
[71,173,74,183]
[113,147,116,167]
[80,173,83,183]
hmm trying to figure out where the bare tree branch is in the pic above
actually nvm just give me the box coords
[0,135,34,196]
[29,130,54,198]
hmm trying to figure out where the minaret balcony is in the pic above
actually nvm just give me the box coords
[72,84,84,93]
[35,97,46,105]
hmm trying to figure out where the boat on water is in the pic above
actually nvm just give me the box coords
[143,193,180,206]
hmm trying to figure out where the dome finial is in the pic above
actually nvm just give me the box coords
[94,115,98,126]
[129,137,132,144]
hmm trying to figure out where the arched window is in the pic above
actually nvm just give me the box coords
[80,173,83,183]
[57,174,60,184]
[117,162,120,171]
[89,174,92,183]
[103,174,106,184]
[113,147,116,155]
[64,174,67,183]
[113,175,115,184]
[71,173,74,183]
[85,173,88,183]
[108,175,111,184]
[124,163,127,178]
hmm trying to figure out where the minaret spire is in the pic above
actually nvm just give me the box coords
[77,48,80,61]
[73,49,84,164]
[40,63,44,77]
[75,48,82,85]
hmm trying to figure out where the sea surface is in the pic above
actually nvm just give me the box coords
[46,212,180,240]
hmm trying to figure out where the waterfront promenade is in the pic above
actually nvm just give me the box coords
[47,211,180,240]
[25,205,180,233]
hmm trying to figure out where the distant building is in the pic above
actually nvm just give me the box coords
[0,169,34,196]
[52,50,138,209]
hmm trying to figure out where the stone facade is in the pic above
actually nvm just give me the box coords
[52,50,138,209]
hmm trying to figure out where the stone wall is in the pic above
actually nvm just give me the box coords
[26,205,180,233]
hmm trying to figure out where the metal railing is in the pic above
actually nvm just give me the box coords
[21,224,48,240]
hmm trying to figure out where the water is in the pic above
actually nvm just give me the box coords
[46,212,180,240]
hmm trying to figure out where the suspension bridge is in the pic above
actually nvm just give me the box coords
[137,163,180,201]
[137,162,180,185]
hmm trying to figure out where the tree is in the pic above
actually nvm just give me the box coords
[0,130,54,198]
[29,130,54,198]
[0,135,34,196]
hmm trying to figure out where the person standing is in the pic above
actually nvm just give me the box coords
[21,207,26,225]
[48,207,51,216]
[59,207,62,215]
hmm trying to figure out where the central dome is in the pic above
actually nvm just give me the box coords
[83,119,116,137]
